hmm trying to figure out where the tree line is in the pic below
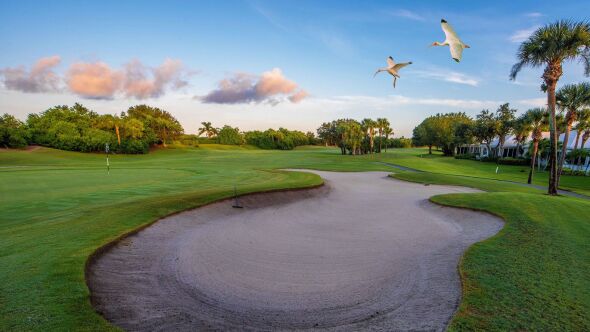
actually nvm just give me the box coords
[412,98,590,183]
[198,122,316,150]
[1,104,183,153]
[316,118,394,155]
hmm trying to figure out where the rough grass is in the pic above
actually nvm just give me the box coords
[1,146,589,331]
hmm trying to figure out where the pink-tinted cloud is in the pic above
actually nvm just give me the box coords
[289,89,308,103]
[66,61,122,99]
[201,68,307,104]
[66,58,188,99]
[0,55,61,93]
[123,58,187,99]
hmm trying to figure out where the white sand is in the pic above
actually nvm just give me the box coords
[88,171,502,331]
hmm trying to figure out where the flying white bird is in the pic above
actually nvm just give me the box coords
[374,56,412,88]
[431,19,470,62]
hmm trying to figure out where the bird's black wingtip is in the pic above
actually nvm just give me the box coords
[409,62,413,64]
[453,58,460,63]
[441,19,447,23]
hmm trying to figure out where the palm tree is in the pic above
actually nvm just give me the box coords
[556,82,590,182]
[383,127,394,152]
[513,114,533,158]
[510,20,590,195]
[524,108,549,184]
[198,121,218,138]
[361,119,376,154]
[375,118,390,153]
[573,109,590,166]
[579,129,590,167]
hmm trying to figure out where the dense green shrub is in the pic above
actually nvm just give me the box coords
[216,126,244,145]
[25,103,183,154]
[389,137,412,148]
[498,157,530,166]
[244,128,310,150]
[455,153,477,160]
[178,134,200,147]
[0,114,30,148]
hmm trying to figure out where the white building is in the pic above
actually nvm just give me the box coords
[456,130,590,172]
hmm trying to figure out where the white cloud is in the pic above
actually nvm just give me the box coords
[388,9,425,21]
[525,12,543,18]
[517,98,546,107]
[314,95,497,109]
[509,25,540,43]
[411,68,480,87]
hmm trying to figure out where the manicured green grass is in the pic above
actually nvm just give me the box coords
[0,146,391,331]
[390,168,590,331]
[435,193,590,331]
[1,145,589,331]
[377,148,590,196]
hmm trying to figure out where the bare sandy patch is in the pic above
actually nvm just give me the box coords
[87,171,502,331]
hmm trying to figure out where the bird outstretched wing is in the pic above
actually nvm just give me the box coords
[450,44,463,62]
[387,56,395,68]
[393,62,412,70]
[441,19,459,42]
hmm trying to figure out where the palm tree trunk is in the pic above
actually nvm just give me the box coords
[528,140,539,184]
[547,81,558,195]
[571,130,581,166]
[379,127,383,153]
[557,121,573,184]
[579,137,589,166]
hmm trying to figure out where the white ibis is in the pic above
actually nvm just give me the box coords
[431,19,470,62]
[374,56,412,88]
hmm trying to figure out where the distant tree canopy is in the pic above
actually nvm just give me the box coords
[316,118,395,155]
[0,113,30,148]
[25,103,183,154]
[217,125,244,145]
[244,128,310,150]
[412,113,473,156]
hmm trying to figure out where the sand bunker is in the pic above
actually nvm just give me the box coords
[87,171,502,331]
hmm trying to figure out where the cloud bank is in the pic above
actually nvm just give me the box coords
[509,25,540,43]
[0,55,61,93]
[200,68,307,105]
[1,56,188,99]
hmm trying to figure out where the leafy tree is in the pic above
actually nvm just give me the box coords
[127,105,183,147]
[495,103,517,157]
[216,126,244,145]
[473,109,499,157]
[0,114,30,148]
[510,20,590,194]
[412,117,437,154]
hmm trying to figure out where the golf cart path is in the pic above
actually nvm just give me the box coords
[376,162,590,200]
[87,171,503,331]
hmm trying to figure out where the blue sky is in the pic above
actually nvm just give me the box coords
[1,0,589,136]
